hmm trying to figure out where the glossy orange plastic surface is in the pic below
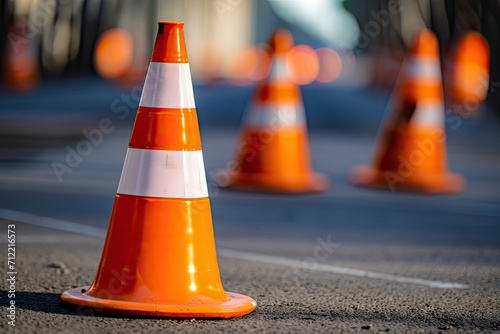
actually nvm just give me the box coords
[129,107,202,150]
[152,22,188,63]
[90,196,225,303]
[350,30,463,194]
[61,195,256,318]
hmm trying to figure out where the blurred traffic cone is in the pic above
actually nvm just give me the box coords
[448,32,490,116]
[3,20,40,92]
[216,29,329,193]
[94,27,149,89]
[94,28,134,79]
[350,29,464,194]
[61,21,256,318]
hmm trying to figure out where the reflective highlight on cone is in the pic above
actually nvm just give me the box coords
[61,21,256,318]
[350,29,463,194]
[217,29,329,194]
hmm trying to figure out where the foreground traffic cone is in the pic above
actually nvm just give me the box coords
[350,29,463,194]
[448,32,490,116]
[61,22,256,318]
[216,29,329,193]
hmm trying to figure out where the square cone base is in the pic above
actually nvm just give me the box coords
[350,165,464,194]
[61,287,256,319]
[217,170,329,194]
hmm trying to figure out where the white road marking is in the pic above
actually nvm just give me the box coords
[0,208,106,238]
[0,208,468,289]
[218,249,468,289]
[0,234,96,243]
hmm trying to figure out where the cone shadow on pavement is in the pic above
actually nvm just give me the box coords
[350,29,464,194]
[60,21,256,319]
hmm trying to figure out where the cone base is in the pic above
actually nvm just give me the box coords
[61,287,256,319]
[350,165,464,194]
[217,170,329,194]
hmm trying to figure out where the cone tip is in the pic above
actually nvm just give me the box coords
[152,21,188,63]
[410,29,439,58]
[269,29,294,55]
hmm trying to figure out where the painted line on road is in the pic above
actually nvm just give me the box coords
[218,249,468,289]
[0,234,97,243]
[0,208,106,239]
[0,208,468,289]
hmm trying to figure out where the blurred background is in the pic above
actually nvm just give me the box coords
[1,0,499,138]
[0,0,499,238]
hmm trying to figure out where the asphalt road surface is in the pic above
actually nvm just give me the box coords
[0,81,500,333]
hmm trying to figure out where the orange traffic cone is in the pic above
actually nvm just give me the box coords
[3,20,40,92]
[350,29,464,194]
[94,27,149,89]
[216,29,329,194]
[61,21,256,318]
[448,31,490,116]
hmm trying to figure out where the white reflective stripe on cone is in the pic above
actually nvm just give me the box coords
[405,58,441,81]
[139,62,196,109]
[411,101,445,126]
[117,148,208,198]
[244,103,305,127]
[268,57,289,80]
